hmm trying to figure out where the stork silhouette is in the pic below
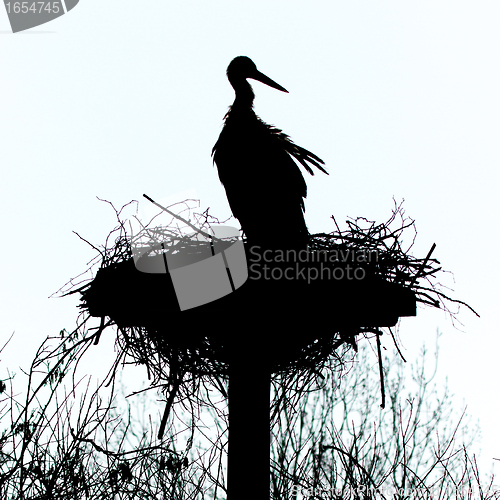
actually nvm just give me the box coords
[212,56,328,249]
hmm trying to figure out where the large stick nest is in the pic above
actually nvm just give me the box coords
[56,198,477,395]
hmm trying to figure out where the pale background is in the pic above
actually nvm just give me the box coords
[0,0,498,477]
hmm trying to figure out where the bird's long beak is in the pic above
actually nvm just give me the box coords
[250,70,289,93]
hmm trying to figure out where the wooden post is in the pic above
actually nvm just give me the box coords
[227,348,271,500]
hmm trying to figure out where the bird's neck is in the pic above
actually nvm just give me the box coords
[230,79,255,109]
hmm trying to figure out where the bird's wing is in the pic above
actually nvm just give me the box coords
[212,117,309,227]
[262,121,328,176]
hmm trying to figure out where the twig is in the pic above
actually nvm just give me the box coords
[409,243,436,287]
[143,194,224,243]
[376,330,386,409]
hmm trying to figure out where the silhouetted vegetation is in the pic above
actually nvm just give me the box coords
[1,329,497,499]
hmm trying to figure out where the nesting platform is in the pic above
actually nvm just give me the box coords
[82,242,416,369]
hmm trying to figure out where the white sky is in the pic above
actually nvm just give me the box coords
[0,0,499,478]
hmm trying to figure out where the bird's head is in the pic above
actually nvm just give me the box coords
[226,56,288,93]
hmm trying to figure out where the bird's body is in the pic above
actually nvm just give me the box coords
[212,56,328,249]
